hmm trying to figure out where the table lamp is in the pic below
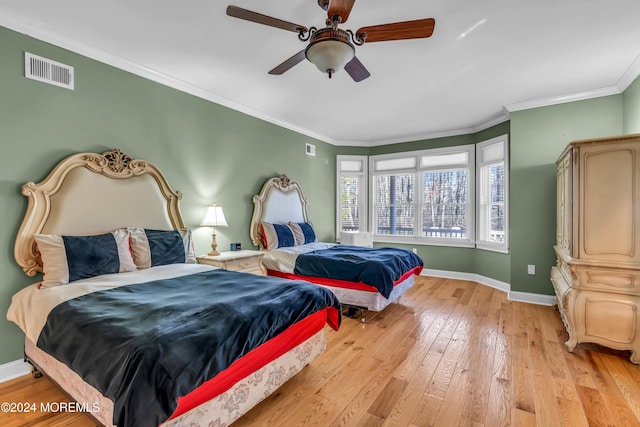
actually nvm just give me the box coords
[200,204,228,256]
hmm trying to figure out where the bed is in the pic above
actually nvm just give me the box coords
[8,149,341,427]
[250,175,423,319]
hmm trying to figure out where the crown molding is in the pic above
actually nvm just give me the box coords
[616,53,640,91]
[0,14,334,145]
[3,12,638,149]
[504,86,622,113]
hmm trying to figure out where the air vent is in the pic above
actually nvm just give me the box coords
[24,52,74,90]
[305,143,316,157]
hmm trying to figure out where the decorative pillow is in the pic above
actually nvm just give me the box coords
[35,229,137,288]
[289,222,317,245]
[129,228,196,268]
[260,222,296,250]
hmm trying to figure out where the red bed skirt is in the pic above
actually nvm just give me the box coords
[168,306,339,420]
[266,265,423,293]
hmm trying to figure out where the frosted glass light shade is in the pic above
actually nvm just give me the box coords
[306,40,355,74]
[200,204,228,227]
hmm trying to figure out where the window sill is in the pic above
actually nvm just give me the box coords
[373,235,476,248]
[476,243,509,254]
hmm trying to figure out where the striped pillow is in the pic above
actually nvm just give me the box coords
[260,222,296,250]
[35,228,136,288]
[289,222,317,245]
[128,228,196,269]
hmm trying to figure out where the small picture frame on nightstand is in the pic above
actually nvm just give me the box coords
[230,243,241,251]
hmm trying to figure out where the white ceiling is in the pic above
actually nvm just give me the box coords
[2,0,640,146]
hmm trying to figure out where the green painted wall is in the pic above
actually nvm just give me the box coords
[369,134,476,155]
[0,26,337,365]
[624,74,640,134]
[509,96,623,294]
[474,121,510,143]
[0,22,637,368]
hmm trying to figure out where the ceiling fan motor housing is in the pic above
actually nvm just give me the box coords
[305,27,355,76]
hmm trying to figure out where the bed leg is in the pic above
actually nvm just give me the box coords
[345,306,367,323]
[24,356,43,379]
[30,362,42,378]
[31,365,43,379]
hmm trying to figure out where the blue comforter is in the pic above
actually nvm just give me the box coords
[293,246,423,298]
[36,269,341,427]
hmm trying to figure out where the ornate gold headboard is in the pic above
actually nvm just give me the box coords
[250,175,309,249]
[15,149,185,277]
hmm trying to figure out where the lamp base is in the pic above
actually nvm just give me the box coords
[208,229,220,257]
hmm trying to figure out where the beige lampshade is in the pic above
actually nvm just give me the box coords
[200,204,228,227]
[306,39,354,75]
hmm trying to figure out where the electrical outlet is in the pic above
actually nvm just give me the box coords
[412,248,417,254]
[527,264,536,275]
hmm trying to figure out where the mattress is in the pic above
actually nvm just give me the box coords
[262,243,418,311]
[8,263,338,426]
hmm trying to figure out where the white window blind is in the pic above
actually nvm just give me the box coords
[421,169,469,239]
[339,176,361,231]
[420,152,469,168]
[371,145,475,246]
[476,135,509,252]
[337,155,368,238]
[340,159,363,172]
[374,157,416,171]
[374,174,415,236]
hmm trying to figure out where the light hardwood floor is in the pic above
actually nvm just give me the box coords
[2,276,640,426]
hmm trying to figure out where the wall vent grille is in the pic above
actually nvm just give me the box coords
[305,143,316,156]
[24,52,74,90]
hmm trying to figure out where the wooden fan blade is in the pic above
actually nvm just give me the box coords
[344,57,370,82]
[227,5,307,33]
[357,18,435,43]
[268,50,307,75]
[327,0,356,23]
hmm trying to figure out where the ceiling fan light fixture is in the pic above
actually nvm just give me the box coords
[305,28,355,77]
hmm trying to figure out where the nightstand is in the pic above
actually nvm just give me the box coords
[197,250,266,275]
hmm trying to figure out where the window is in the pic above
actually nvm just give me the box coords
[336,155,368,239]
[370,145,475,247]
[476,135,509,253]
[375,174,415,236]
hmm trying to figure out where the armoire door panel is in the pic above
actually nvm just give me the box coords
[581,148,635,261]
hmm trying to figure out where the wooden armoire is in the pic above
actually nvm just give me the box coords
[551,134,640,364]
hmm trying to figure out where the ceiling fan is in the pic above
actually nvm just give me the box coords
[226,0,435,82]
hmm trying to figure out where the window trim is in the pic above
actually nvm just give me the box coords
[369,144,475,247]
[475,134,509,253]
[336,155,368,240]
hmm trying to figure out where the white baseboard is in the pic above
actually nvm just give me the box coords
[508,291,557,306]
[420,268,556,306]
[0,359,30,383]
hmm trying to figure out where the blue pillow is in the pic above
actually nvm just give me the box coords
[129,228,196,268]
[260,222,296,249]
[289,222,317,245]
[35,229,137,287]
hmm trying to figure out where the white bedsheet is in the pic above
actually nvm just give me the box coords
[261,242,336,273]
[7,263,216,344]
